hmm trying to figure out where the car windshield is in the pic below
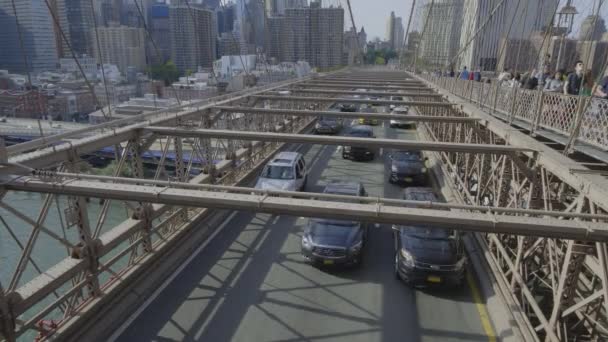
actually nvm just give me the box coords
[310,219,358,233]
[319,116,337,122]
[349,129,372,137]
[392,151,421,161]
[261,165,294,179]
[400,225,453,240]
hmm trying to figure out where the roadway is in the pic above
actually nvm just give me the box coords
[114,107,493,342]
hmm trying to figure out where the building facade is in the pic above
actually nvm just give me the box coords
[170,4,216,73]
[386,11,404,51]
[458,0,559,71]
[0,0,59,73]
[419,0,464,67]
[94,24,146,73]
[57,0,95,57]
[148,3,171,63]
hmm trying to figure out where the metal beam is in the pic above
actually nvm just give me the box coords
[250,95,451,106]
[143,127,535,154]
[5,177,607,241]
[279,89,444,97]
[213,106,479,123]
[294,83,433,91]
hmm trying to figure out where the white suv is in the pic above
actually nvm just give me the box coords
[390,106,412,128]
[255,152,308,191]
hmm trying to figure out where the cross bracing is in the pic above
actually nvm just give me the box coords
[0,69,608,342]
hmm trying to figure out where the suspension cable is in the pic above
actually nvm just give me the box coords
[345,0,363,65]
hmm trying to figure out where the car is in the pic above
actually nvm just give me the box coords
[388,150,428,185]
[393,187,467,287]
[339,103,358,112]
[358,106,378,126]
[390,106,413,128]
[342,125,375,161]
[389,96,404,110]
[254,152,308,191]
[301,182,369,267]
[314,116,342,134]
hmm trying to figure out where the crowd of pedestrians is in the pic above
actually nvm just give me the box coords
[438,61,608,99]
[431,61,608,148]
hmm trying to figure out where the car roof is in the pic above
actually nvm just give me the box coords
[268,152,301,165]
[350,125,373,132]
[403,187,439,202]
[323,181,362,196]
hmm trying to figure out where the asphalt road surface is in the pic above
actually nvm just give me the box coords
[114,111,493,342]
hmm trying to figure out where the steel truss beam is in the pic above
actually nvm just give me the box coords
[293,83,433,91]
[413,71,608,340]
[142,127,535,154]
[213,106,479,123]
[250,95,452,106]
[4,177,607,241]
[277,89,443,98]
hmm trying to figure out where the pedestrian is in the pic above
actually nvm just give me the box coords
[498,68,510,82]
[449,68,455,78]
[468,70,475,81]
[459,66,469,80]
[594,69,608,98]
[536,64,552,86]
[523,70,539,90]
[509,72,521,88]
[474,67,482,82]
[564,60,584,95]
[543,71,564,92]
[580,70,594,96]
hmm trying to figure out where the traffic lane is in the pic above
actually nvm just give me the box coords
[116,142,419,342]
[383,118,492,342]
[117,117,491,342]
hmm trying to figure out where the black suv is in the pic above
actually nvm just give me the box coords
[301,182,369,267]
[393,187,466,287]
[339,103,358,112]
[342,125,375,161]
[388,150,428,185]
[314,116,342,134]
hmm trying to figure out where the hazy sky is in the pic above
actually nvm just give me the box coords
[345,0,608,42]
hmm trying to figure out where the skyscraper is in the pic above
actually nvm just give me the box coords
[418,0,463,66]
[310,1,343,68]
[94,24,146,73]
[148,3,171,63]
[386,11,405,51]
[57,0,95,57]
[458,0,559,71]
[170,4,216,73]
[0,0,59,73]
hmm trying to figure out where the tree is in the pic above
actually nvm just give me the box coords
[375,56,386,65]
[150,60,180,86]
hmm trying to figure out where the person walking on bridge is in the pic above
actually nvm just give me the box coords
[564,60,584,95]
[459,66,469,80]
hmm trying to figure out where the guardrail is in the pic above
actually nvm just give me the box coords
[420,74,608,152]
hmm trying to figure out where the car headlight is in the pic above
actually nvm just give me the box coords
[400,249,415,268]
[421,167,427,173]
[344,146,351,152]
[315,123,322,128]
[455,257,467,270]
[350,240,363,253]
[301,235,312,249]
[391,165,398,172]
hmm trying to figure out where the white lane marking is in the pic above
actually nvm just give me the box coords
[107,211,238,342]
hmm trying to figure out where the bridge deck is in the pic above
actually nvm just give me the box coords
[113,111,493,341]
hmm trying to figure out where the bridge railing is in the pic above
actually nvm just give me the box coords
[420,73,608,151]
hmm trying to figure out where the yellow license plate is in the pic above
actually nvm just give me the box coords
[323,259,334,265]
[404,177,413,182]
[427,276,441,283]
